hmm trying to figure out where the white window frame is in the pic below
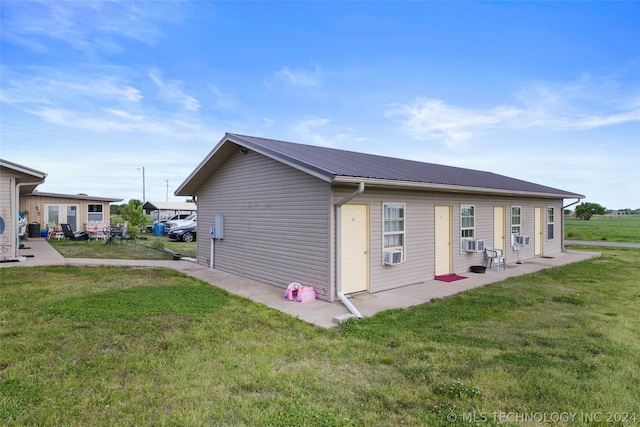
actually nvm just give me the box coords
[383,203,406,263]
[47,205,60,227]
[511,206,522,236]
[45,203,80,231]
[88,204,104,222]
[460,204,475,239]
[547,206,555,240]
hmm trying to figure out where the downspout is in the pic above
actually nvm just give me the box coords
[561,198,582,252]
[13,180,45,258]
[335,182,365,319]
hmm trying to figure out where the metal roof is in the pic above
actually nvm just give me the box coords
[176,133,584,199]
[1,158,48,194]
[142,201,197,211]
[26,191,123,202]
[0,159,47,179]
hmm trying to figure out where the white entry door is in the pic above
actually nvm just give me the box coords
[46,204,79,231]
[341,204,368,294]
[534,207,543,256]
[493,206,506,251]
[435,205,452,276]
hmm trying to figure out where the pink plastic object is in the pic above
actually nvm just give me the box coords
[296,286,316,303]
[284,288,298,301]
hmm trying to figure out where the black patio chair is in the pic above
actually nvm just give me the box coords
[104,221,127,245]
[60,223,89,241]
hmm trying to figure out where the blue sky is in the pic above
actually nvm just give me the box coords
[1,1,639,209]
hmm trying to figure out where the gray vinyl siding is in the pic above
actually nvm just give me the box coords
[195,150,332,299]
[0,174,15,255]
[506,199,563,259]
[0,175,13,228]
[334,187,566,294]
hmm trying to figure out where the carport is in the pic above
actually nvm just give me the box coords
[142,201,197,225]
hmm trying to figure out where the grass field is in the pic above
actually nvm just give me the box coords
[565,215,640,243]
[45,214,637,264]
[1,247,638,426]
[47,234,197,260]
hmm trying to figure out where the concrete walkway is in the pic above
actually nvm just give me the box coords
[3,237,601,328]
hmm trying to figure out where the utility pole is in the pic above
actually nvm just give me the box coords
[165,179,169,202]
[138,167,146,203]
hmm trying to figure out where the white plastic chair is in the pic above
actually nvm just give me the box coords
[485,247,506,271]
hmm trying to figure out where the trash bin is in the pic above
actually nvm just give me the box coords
[28,222,41,238]
[41,229,48,238]
[153,223,165,236]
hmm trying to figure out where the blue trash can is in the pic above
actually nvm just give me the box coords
[153,223,165,236]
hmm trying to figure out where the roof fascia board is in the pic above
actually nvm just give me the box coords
[26,192,123,202]
[1,159,47,179]
[143,201,197,211]
[332,176,585,199]
[174,135,234,196]
[226,134,333,183]
[176,133,332,197]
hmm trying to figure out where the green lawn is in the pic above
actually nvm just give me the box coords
[48,234,197,260]
[565,215,640,243]
[1,247,638,426]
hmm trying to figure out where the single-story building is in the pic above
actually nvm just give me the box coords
[20,191,123,233]
[1,159,47,259]
[175,133,584,303]
[2,158,123,259]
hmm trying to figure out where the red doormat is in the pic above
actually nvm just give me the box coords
[435,273,468,282]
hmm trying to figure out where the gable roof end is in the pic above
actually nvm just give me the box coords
[175,133,584,199]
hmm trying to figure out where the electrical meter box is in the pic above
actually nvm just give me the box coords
[210,214,224,239]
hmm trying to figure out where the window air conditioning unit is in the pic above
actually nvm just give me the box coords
[462,239,486,253]
[515,235,530,246]
[383,249,403,265]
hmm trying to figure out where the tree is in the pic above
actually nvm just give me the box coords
[575,202,606,220]
[120,199,147,236]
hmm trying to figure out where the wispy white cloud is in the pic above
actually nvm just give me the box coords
[386,75,640,146]
[262,118,276,128]
[0,70,143,106]
[385,99,521,146]
[289,116,355,147]
[1,68,214,140]
[514,76,640,130]
[148,71,200,112]
[26,107,215,140]
[207,84,236,110]
[0,1,167,55]
[276,66,323,87]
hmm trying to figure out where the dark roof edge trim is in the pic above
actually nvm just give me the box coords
[333,176,586,199]
[174,135,227,196]
[1,159,47,179]
[175,133,330,196]
[227,134,333,182]
[26,191,123,202]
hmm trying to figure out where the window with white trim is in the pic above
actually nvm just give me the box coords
[88,204,103,222]
[547,207,555,240]
[47,205,59,226]
[383,203,405,263]
[511,206,522,235]
[460,205,475,239]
